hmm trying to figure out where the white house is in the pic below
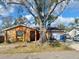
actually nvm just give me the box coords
[47,27,65,40]
[69,27,79,37]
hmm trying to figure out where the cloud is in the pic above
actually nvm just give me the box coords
[9,6,15,13]
[51,16,75,27]
[58,16,75,23]
[69,0,79,8]
[0,8,9,16]
[0,20,2,26]
[0,4,15,17]
[24,15,33,20]
[0,5,3,8]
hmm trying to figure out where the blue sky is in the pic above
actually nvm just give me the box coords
[9,5,29,19]
[11,0,79,18]
[50,0,79,27]
[62,0,79,18]
[12,0,79,18]
[0,0,79,18]
[0,0,79,27]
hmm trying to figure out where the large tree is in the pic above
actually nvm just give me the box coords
[14,17,27,25]
[1,0,70,43]
[75,18,79,24]
[58,23,65,29]
[2,16,13,29]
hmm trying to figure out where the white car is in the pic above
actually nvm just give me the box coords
[73,34,79,41]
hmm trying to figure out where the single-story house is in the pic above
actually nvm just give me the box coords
[47,27,65,33]
[47,27,65,40]
[1,24,40,43]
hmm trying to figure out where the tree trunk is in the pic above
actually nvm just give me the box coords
[39,30,47,43]
[38,21,47,43]
[36,17,52,44]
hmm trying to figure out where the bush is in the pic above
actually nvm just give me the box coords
[0,39,4,43]
[7,38,16,43]
[48,39,61,47]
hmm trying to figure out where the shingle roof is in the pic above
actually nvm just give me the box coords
[1,24,37,32]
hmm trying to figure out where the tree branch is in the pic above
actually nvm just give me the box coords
[46,0,66,20]
[7,2,36,18]
[26,0,38,12]
[7,1,42,26]
[34,0,44,20]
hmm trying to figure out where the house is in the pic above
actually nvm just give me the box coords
[47,27,65,40]
[69,27,79,38]
[0,32,5,43]
[1,24,40,43]
[47,27,65,33]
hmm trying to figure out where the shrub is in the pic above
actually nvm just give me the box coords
[7,38,16,43]
[48,39,61,47]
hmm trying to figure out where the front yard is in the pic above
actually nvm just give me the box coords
[0,42,74,54]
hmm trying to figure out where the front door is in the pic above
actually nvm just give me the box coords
[16,31,24,42]
[30,31,35,41]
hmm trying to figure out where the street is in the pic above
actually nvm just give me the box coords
[0,51,79,59]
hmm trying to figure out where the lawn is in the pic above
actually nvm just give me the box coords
[0,42,74,54]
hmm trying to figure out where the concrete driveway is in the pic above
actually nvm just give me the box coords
[0,51,79,59]
[68,42,79,51]
[65,39,79,51]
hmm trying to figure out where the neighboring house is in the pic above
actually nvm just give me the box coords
[69,27,79,38]
[1,24,40,43]
[47,27,65,40]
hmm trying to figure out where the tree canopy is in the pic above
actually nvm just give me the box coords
[0,0,71,43]
[1,0,70,27]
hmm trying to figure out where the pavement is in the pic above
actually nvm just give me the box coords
[0,40,79,59]
[0,51,79,59]
[68,42,79,51]
[65,39,79,51]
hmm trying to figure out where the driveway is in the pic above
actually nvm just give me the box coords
[65,39,79,51]
[68,42,79,51]
[0,51,79,59]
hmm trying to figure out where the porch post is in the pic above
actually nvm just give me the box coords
[4,31,7,43]
[23,31,25,42]
[35,31,37,42]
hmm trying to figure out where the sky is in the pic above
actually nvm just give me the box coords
[61,0,79,18]
[51,0,79,27]
[0,0,79,27]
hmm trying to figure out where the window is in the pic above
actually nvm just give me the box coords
[16,31,24,37]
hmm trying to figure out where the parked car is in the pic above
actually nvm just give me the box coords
[73,34,79,41]
[64,34,71,39]
[60,34,72,42]
[60,35,66,42]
